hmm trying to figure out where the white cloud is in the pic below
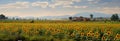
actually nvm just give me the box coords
[0,2,29,9]
[49,0,73,8]
[88,0,94,1]
[88,0,100,4]
[53,0,81,2]
[73,0,81,2]
[63,5,88,8]
[0,0,84,9]
[63,5,73,8]
[31,0,76,8]
[49,1,73,8]
[74,6,88,8]
[49,0,81,8]
[32,2,48,8]
[4,10,78,17]
[93,7,120,14]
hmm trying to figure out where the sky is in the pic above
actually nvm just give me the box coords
[0,0,120,17]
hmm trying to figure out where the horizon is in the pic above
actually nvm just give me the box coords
[0,0,120,17]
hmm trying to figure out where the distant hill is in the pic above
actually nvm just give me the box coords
[74,12,120,18]
[7,12,120,20]
[39,12,120,19]
[74,12,112,17]
[40,15,71,20]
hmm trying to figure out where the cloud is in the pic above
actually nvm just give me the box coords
[31,0,79,8]
[87,0,100,4]
[4,10,79,17]
[31,0,81,8]
[49,0,73,8]
[32,2,48,8]
[50,0,88,9]
[87,0,94,1]
[52,0,81,2]
[0,2,29,9]
[93,7,120,14]
[63,5,88,8]
[74,6,88,8]
[73,0,81,2]
[49,0,81,8]
[99,2,120,7]
[63,5,73,8]
[0,0,84,9]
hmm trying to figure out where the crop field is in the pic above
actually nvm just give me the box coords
[0,20,120,41]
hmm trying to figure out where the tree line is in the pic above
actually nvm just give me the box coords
[0,14,8,20]
[69,13,120,21]
[0,14,120,21]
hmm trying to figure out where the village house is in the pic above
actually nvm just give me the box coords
[93,17,111,21]
[69,16,110,21]
[71,16,90,21]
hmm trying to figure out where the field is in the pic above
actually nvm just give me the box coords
[0,20,120,41]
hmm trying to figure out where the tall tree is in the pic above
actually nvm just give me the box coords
[90,14,93,19]
[111,14,119,21]
[69,17,72,20]
[0,14,6,19]
[115,14,119,20]
[111,14,115,21]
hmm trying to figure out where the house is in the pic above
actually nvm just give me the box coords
[93,17,111,21]
[71,16,90,21]
[69,16,111,21]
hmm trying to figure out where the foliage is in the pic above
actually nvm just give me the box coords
[90,14,93,19]
[111,14,119,21]
[0,21,120,41]
[69,17,72,20]
[0,14,7,19]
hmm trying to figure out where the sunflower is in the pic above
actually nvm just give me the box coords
[106,31,112,36]
[94,32,100,38]
[87,33,91,37]
[102,36,106,40]
[70,33,75,37]
[80,32,84,36]
[114,34,120,40]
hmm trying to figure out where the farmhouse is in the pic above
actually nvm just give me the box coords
[93,17,111,21]
[71,16,90,21]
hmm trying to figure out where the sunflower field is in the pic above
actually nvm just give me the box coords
[0,20,120,41]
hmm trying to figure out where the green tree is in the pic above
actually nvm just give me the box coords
[90,14,93,19]
[0,14,7,19]
[115,14,119,20]
[111,14,119,21]
[69,17,72,20]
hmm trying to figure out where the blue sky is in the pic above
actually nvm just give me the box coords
[0,0,120,17]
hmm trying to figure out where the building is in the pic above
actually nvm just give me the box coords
[93,17,111,21]
[71,16,90,21]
